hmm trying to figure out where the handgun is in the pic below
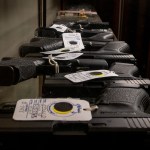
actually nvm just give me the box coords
[20,38,136,65]
[20,40,135,65]
[80,41,136,64]
[42,62,145,98]
[0,57,108,86]
[53,20,110,30]
[19,37,127,57]
[94,87,150,118]
[35,26,113,38]
[35,19,111,36]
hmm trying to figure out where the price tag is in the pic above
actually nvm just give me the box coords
[54,53,83,60]
[13,98,92,121]
[65,70,118,83]
[41,47,81,55]
[43,53,83,61]
[63,33,85,51]
[50,24,68,32]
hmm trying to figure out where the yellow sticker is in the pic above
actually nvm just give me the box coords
[89,72,104,77]
[52,102,73,115]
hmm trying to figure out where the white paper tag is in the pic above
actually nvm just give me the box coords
[50,24,68,32]
[43,53,83,60]
[63,33,85,51]
[41,47,81,55]
[54,53,83,60]
[13,98,92,121]
[64,70,118,83]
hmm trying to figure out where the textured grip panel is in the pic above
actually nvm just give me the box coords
[0,58,37,83]
[127,118,150,128]
[19,38,64,57]
[110,62,139,78]
[87,32,114,42]
[98,88,150,112]
[100,41,130,53]
[30,38,63,50]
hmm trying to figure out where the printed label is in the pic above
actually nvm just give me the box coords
[42,53,83,61]
[13,98,92,121]
[41,47,81,55]
[63,33,85,51]
[65,70,118,83]
[50,24,68,32]
[53,53,83,60]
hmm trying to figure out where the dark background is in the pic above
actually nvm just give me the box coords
[62,0,150,78]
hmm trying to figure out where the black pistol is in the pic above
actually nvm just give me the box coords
[94,87,150,118]
[0,57,108,86]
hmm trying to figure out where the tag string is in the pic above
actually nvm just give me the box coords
[84,105,98,112]
[48,55,59,73]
